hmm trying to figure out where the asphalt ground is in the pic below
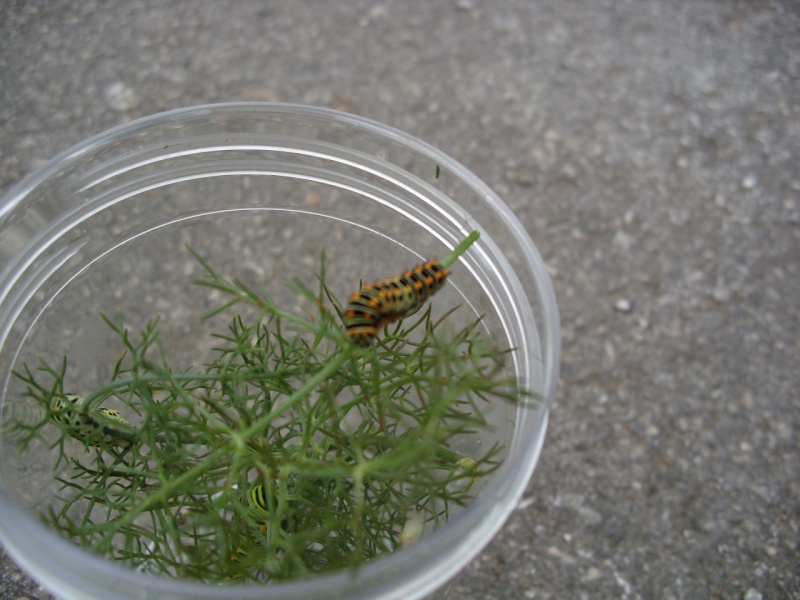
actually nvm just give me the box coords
[1,1,798,598]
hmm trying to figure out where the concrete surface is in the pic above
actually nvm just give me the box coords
[1,1,798,598]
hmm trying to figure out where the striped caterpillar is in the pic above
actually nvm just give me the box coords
[247,483,272,530]
[228,483,287,580]
[343,231,480,346]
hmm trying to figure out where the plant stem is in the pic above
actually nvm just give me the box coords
[441,230,480,269]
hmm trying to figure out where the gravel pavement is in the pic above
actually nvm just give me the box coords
[1,1,798,598]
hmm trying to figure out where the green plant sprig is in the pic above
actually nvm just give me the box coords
[10,233,527,583]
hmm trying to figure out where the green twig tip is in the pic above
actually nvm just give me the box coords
[441,230,480,269]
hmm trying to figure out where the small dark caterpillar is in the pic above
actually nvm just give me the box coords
[227,530,276,582]
[343,231,480,347]
[228,537,262,581]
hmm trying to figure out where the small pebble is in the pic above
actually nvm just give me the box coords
[104,81,140,111]
[712,286,731,303]
[613,298,633,313]
[744,588,763,600]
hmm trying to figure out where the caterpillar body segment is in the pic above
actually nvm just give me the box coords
[51,393,138,447]
[344,260,448,346]
[247,483,272,529]
[342,230,480,347]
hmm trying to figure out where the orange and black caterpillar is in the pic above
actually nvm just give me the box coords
[343,231,480,347]
[344,260,448,346]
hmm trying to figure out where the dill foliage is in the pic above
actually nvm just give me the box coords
[10,244,523,583]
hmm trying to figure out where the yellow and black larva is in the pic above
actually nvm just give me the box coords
[247,483,272,528]
[343,231,480,347]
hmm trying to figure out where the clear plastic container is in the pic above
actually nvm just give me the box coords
[0,103,560,600]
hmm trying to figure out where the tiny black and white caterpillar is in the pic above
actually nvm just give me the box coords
[343,231,480,347]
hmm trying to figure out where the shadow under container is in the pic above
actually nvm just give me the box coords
[0,103,560,600]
